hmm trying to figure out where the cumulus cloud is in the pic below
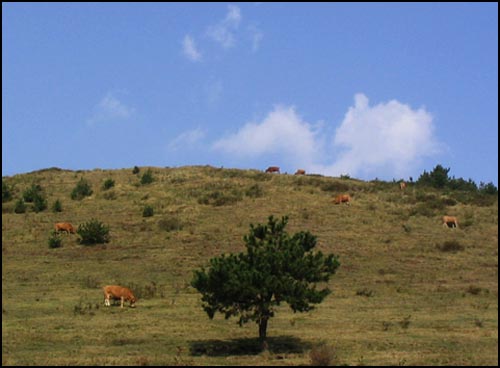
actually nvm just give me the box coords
[322,93,440,178]
[212,105,323,168]
[182,35,202,62]
[87,93,134,125]
[168,128,206,151]
[206,4,242,49]
[212,94,441,179]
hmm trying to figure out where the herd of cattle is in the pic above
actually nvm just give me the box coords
[52,166,460,307]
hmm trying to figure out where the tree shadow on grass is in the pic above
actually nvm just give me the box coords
[189,335,313,357]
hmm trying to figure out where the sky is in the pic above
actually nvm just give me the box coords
[2,3,498,185]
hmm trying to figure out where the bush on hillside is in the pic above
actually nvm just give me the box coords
[132,166,140,174]
[71,178,93,200]
[158,216,183,232]
[143,205,154,217]
[52,199,63,212]
[32,193,48,212]
[102,178,115,190]
[2,180,13,202]
[14,198,27,214]
[77,219,110,245]
[140,169,154,185]
[48,231,62,249]
[23,184,43,203]
[309,343,336,366]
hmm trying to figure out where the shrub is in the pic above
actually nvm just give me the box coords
[356,288,374,297]
[2,180,13,202]
[102,190,117,200]
[48,232,62,249]
[399,315,411,329]
[23,184,43,203]
[102,178,115,190]
[14,198,26,214]
[320,181,349,192]
[32,193,48,212]
[478,181,498,195]
[77,218,110,245]
[436,240,464,253]
[309,343,336,366]
[132,166,140,174]
[140,169,154,185]
[158,216,183,232]
[71,178,93,200]
[143,205,154,217]
[52,199,63,212]
[245,184,263,198]
[198,190,242,206]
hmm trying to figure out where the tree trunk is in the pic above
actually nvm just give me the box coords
[258,316,268,345]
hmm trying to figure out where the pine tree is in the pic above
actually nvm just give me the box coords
[191,215,340,345]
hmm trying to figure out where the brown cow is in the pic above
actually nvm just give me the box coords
[442,215,459,228]
[334,194,351,205]
[54,222,76,234]
[400,181,407,190]
[103,285,137,308]
[265,166,280,173]
[294,169,306,175]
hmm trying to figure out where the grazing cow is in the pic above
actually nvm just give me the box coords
[103,285,137,308]
[334,194,351,205]
[400,181,407,190]
[54,222,76,234]
[442,215,459,228]
[265,166,280,174]
[294,169,306,175]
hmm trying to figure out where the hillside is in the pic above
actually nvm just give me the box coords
[2,165,498,366]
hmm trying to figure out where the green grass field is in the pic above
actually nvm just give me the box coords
[2,166,498,365]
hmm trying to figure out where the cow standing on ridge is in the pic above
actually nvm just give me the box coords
[265,166,280,174]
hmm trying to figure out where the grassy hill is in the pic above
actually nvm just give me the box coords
[2,165,498,366]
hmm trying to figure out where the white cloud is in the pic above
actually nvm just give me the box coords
[206,5,242,49]
[323,93,440,178]
[248,24,263,52]
[168,128,206,151]
[87,93,134,125]
[212,94,441,179]
[212,105,323,168]
[182,35,202,62]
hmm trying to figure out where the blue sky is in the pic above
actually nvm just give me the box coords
[3,3,498,185]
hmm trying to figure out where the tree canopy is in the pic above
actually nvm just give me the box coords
[191,215,340,343]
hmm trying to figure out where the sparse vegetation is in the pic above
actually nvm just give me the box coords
[13,198,26,213]
[2,180,13,202]
[52,199,63,212]
[22,184,43,203]
[142,205,154,217]
[71,178,93,200]
[140,169,154,185]
[1,165,497,366]
[436,240,465,253]
[48,231,62,248]
[77,218,110,245]
[102,178,115,190]
[309,343,336,366]
[158,215,183,232]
